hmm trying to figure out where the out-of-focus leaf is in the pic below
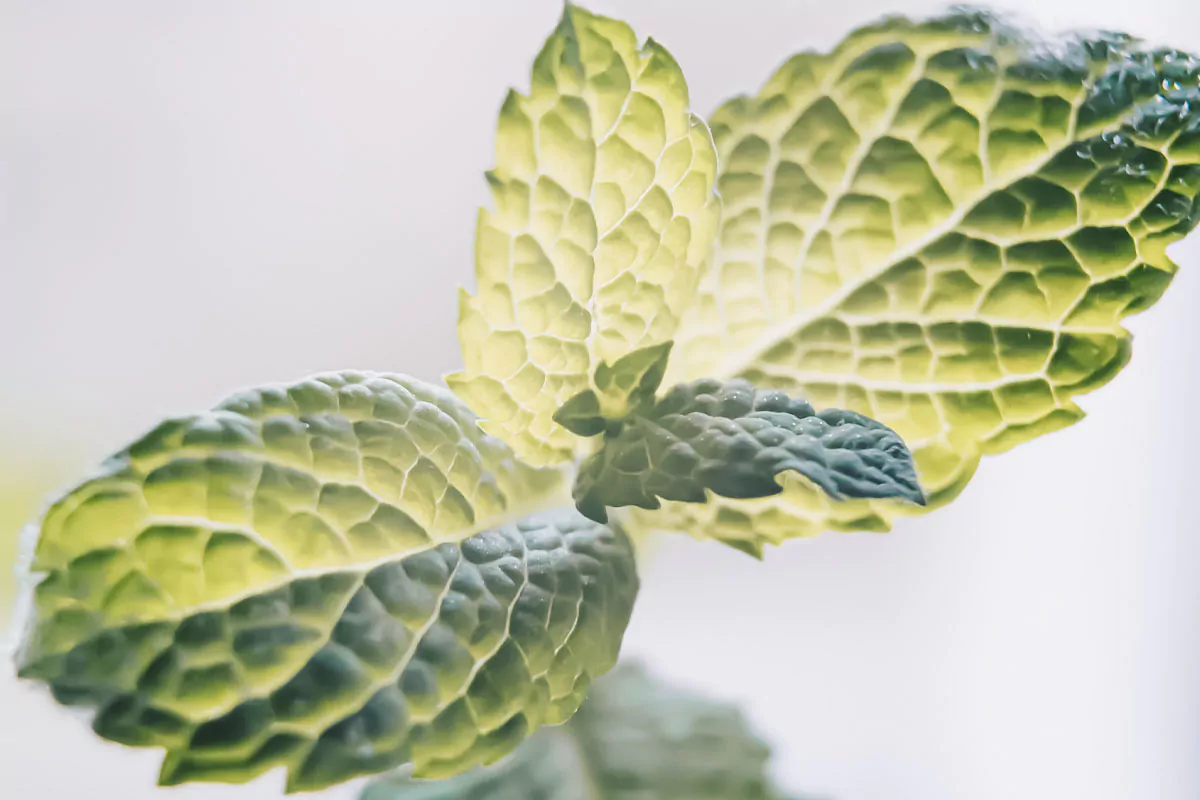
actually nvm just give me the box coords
[15,372,638,792]
[448,5,720,466]
[363,729,590,800]
[362,663,799,800]
[637,10,1200,550]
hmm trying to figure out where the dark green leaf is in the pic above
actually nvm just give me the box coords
[573,379,924,523]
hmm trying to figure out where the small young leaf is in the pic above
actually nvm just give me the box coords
[573,378,924,524]
[643,10,1200,549]
[552,389,607,438]
[553,342,674,437]
[14,372,638,792]
[592,341,673,416]
[361,663,800,800]
[448,5,720,467]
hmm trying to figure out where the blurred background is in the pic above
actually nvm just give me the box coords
[3,1,1200,798]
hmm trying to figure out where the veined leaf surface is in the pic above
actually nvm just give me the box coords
[552,342,674,437]
[645,10,1200,549]
[448,5,721,466]
[361,663,796,800]
[573,378,924,529]
[15,372,638,791]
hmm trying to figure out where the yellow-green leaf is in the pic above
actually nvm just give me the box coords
[448,5,721,466]
[552,342,673,437]
[14,372,638,791]
[637,11,1200,550]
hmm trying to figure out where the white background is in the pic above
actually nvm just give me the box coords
[3,1,1199,798]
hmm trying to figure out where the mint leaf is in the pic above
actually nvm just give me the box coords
[553,342,674,438]
[592,341,673,416]
[14,372,637,791]
[573,378,923,525]
[448,5,720,466]
[640,10,1200,549]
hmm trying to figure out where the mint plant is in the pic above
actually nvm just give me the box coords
[10,5,1200,796]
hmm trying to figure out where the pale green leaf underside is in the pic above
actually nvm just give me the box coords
[646,10,1200,548]
[15,372,638,791]
[448,5,720,466]
[361,663,795,800]
[573,378,924,528]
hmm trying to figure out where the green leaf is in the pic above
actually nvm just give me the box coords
[361,663,798,800]
[14,372,638,792]
[645,10,1200,549]
[573,378,923,526]
[592,341,673,416]
[552,342,673,437]
[551,389,608,439]
[447,4,721,467]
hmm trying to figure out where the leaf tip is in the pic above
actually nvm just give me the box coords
[576,495,609,524]
[557,2,590,39]
[721,538,764,560]
[554,389,606,437]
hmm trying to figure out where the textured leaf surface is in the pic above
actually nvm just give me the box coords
[591,341,673,418]
[552,342,673,437]
[448,5,720,466]
[648,10,1200,548]
[361,663,796,800]
[15,372,638,791]
[574,378,923,527]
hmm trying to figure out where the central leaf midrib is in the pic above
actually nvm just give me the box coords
[283,554,469,784]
